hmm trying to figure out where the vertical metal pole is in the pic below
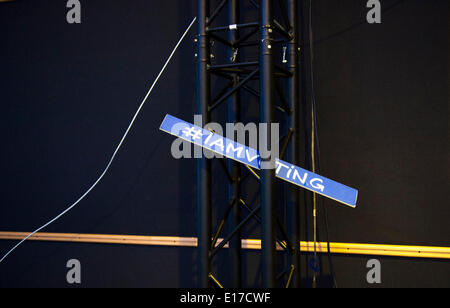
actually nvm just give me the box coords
[197,0,212,288]
[260,0,277,288]
[298,0,311,283]
[227,0,242,288]
[286,0,301,288]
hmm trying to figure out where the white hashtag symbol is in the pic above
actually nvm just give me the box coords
[182,126,203,141]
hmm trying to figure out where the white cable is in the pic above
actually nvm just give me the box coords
[0,17,197,264]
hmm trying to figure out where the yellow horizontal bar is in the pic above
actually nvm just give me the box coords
[0,232,449,259]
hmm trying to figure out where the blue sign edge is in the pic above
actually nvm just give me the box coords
[159,114,358,208]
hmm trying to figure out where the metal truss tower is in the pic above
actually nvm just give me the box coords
[196,0,302,288]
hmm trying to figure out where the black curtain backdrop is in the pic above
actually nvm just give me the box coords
[0,0,448,287]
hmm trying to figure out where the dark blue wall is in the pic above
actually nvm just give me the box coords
[0,0,448,287]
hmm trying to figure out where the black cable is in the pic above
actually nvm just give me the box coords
[308,0,338,289]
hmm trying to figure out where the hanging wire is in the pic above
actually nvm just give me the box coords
[0,17,197,265]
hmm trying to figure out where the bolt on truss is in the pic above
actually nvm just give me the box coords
[196,0,302,288]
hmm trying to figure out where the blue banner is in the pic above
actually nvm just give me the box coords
[160,114,358,208]
[274,159,358,207]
